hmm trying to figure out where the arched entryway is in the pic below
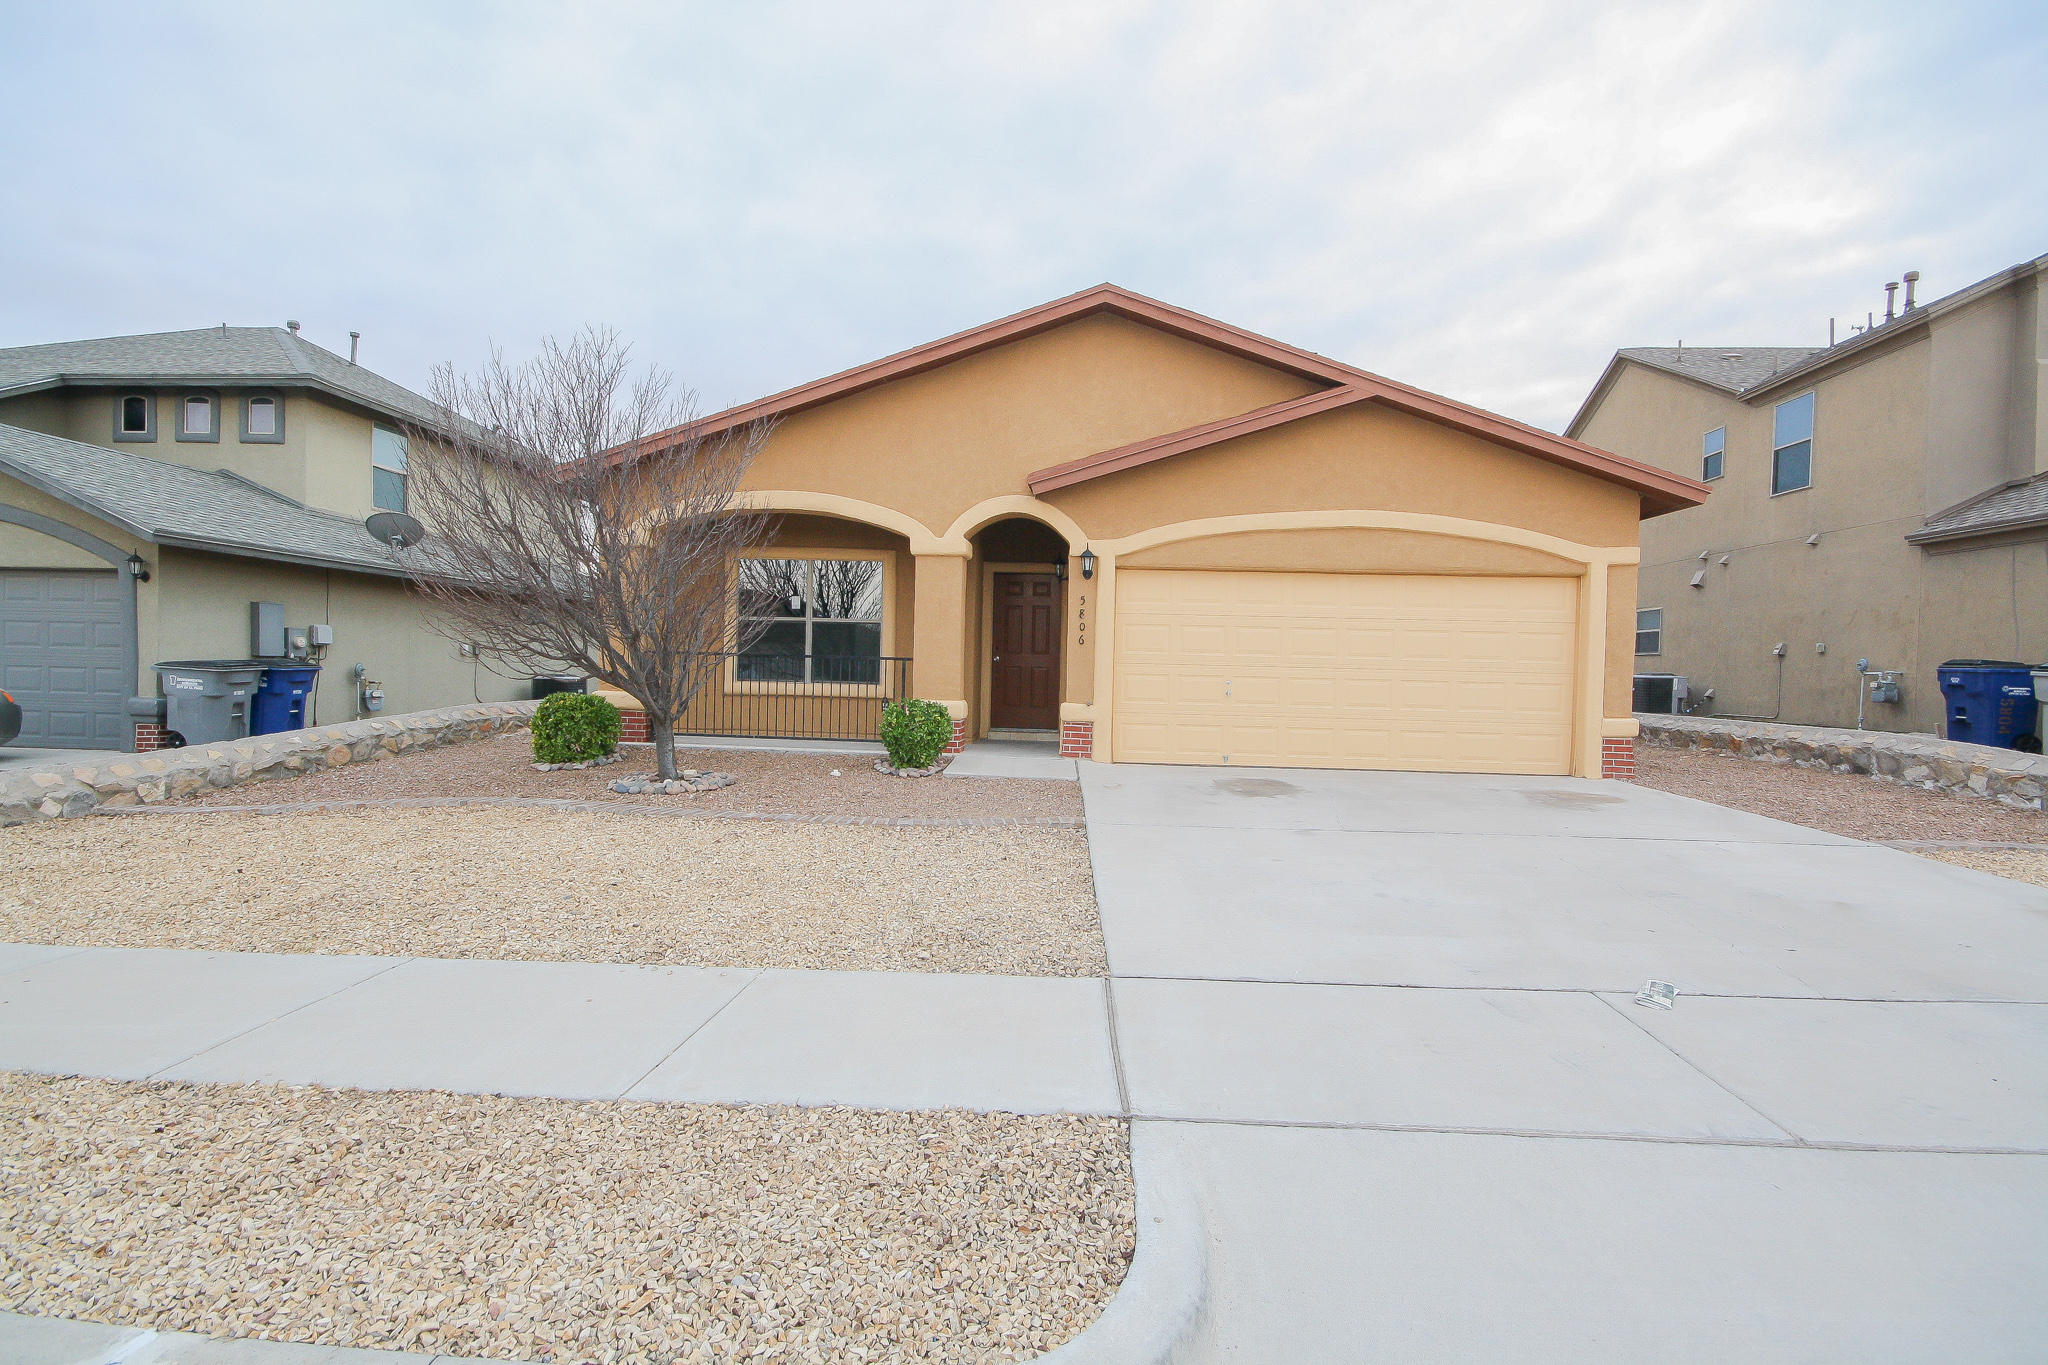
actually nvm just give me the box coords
[971,516,1071,736]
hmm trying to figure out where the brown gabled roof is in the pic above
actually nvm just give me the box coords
[622,284,1707,516]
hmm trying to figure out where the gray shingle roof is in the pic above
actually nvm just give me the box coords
[0,422,412,577]
[0,326,449,432]
[1909,472,2048,545]
[1615,347,1827,394]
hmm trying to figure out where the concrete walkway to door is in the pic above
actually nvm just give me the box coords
[1084,762,2048,1361]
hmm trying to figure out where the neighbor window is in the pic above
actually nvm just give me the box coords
[736,557,883,683]
[115,393,155,442]
[1771,392,1813,494]
[175,391,220,442]
[1635,608,1663,656]
[241,393,284,443]
[371,423,408,511]
[1701,426,1725,481]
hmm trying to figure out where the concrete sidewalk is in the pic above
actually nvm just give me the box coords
[0,948,1119,1115]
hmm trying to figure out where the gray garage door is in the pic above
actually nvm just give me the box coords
[1,569,132,748]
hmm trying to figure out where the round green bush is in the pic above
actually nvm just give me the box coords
[531,690,622,764]
[879,697,954,770]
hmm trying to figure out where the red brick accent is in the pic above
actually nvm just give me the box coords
[619,709,651,743]
[1601,737,1636,780]
[943,717,968,755]
[134,721,169,753]
[1058,720,1094,759]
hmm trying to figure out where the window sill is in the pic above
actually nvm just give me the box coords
[1768,485,1812,498]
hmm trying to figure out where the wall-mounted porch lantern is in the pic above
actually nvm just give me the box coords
[125,552,151,583]
[1079,548,1096,580]
[1053,559,1067,581]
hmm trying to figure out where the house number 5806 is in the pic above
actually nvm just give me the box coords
[1075,594,1087,646]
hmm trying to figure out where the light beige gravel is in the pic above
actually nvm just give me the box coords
[165,733,1083,823]
[1631,742,2048,843]
[0,1072,1134,1364]
[0,807,1105,977]
[1919,848,2048,888]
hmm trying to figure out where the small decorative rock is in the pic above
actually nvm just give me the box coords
[874,757,947,778]
[531,752,625,772]
[608,771,737,795]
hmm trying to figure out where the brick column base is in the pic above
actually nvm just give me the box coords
[619,710,650,743]
[134,721,169,753]
[1059,720,1094,759]
[943,717,968,755]
[1601,737,1636,780]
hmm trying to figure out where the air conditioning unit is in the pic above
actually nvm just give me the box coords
[1633,673,1690,714]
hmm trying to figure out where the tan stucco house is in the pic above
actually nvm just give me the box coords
[603,285,1706,778]
[0,326,527,750]
[1569,252,2048,738]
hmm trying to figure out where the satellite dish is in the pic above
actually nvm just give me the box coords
[365,511,425,549]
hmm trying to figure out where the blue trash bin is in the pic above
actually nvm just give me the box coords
[252,665,322,736]
[1936,659,2037,749]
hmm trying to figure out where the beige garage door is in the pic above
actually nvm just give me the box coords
[1112,569,1579,773]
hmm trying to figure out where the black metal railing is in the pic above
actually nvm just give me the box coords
[673,652,912,741]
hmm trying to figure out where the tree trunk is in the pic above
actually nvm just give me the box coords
[648,712,679,780]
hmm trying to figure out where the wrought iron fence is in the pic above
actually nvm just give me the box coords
[672,652,912,741]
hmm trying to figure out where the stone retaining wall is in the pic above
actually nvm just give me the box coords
[0,701,540,827]
[1637,713,2048,810]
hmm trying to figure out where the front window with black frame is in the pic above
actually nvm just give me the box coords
[736,557,883,683]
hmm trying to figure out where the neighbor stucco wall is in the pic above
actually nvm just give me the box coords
[1576,285,2047,735]
[0,388,388,519]
[153,549,527,726]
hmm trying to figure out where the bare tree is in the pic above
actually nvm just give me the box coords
[394,327,774,780]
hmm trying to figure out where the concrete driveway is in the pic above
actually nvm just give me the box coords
[1085,763,2048,1361]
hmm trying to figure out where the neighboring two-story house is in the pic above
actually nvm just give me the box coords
[0,325,525,750]
[1568,251,2048,738]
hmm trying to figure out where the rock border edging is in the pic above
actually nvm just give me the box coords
[0,702,540,828]
[1636,713,2048,810]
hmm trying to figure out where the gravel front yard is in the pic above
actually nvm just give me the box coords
[164,733,1082,822]
[0,1072,1134,1364]
[1920,848,2048,889]
[1631,741,2048,843]
[0,808,1104,976]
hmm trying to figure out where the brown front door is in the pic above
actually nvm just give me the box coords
[991,572,1061,729]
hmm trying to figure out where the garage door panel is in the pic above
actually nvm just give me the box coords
[1113,569,1577,774]
[1,569,132,749]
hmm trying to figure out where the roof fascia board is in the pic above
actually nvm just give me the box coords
[1745,255,2046,402]
[1028,387,1370,493]
[618,285,1353,461]
[154,532,410,579]
[1564,355,1632,440]
[1906,518,2048,549]
[0,457,158,543]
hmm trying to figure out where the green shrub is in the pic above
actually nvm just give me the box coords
[879,697,954,770]
[531,690,622,764]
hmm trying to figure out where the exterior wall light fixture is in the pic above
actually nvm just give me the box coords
[125,553,151,583]
[1080,548,1096,579]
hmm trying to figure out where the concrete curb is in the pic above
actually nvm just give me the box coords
[0,1310,523,1363]
[1637,712,2048,809]
[1032,1143,1209,1365]
[0,703,539,828]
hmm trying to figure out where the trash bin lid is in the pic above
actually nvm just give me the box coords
[155,658,268,672]
[1937,659,2030,669]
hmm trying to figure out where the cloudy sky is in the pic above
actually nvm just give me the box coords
[3,0,2042,432]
